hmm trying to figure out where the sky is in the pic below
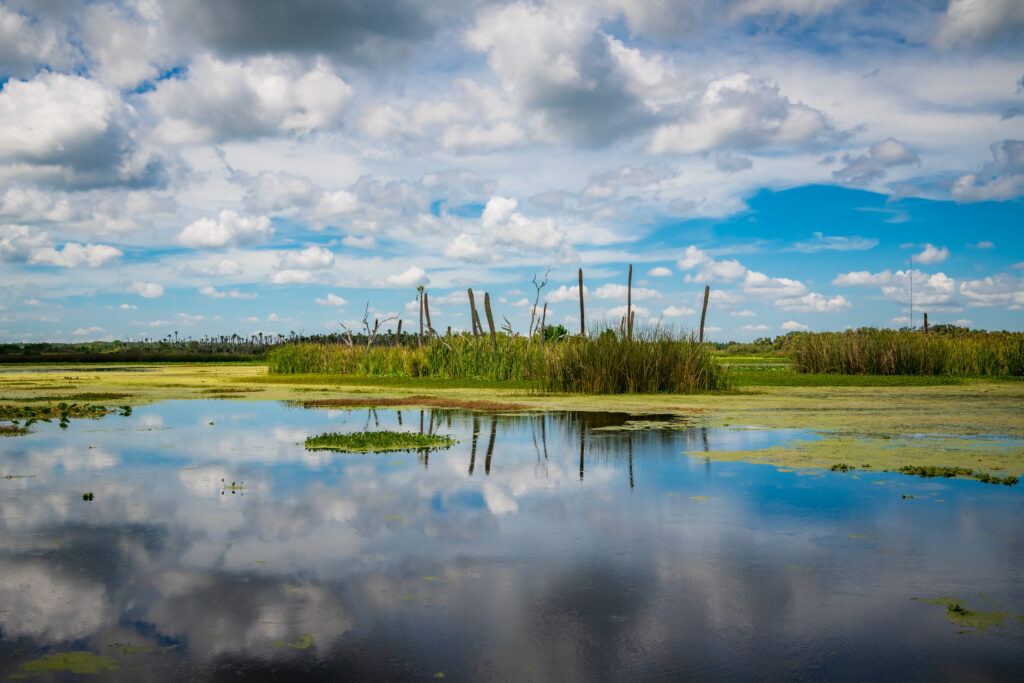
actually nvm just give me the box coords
[0,0,1022,343]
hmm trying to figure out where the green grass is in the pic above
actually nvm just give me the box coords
[729,368,968,387]
[304,430,458,453]
[789,328,1024,376]
[269,326,730,394]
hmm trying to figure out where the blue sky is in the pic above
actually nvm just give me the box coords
[0,0,1022,342]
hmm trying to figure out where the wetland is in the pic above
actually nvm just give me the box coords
[0,365,1022,680]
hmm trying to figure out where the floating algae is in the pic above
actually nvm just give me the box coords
[19,651,117,675]
[269,633,313,650]
[304,430,456,453]
[913,595,1009,632]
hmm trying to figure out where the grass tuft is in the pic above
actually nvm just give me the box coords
[304,430,457,453]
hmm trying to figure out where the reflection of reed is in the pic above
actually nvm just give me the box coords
[628,436,633,489]
[579,421,585,481]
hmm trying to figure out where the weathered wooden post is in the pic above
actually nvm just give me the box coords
[540,302,548,349]
[417,286,424,346]
[484,292,498,352]
[578,267,585,337]
[467,288,481,339]
[396,319,402,345]
[924,312,928,333]
[699,284,710,344]
[627,263,633,340]
[424,291,433,335]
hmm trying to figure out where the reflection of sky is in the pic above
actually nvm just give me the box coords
[1,401,1022,680]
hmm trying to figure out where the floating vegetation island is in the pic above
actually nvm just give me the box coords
[304,430,457,453]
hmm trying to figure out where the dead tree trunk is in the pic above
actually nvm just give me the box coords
[418,289,424,346]
[578,267,585,337]
[484,292,498,352]
[540,302,548,350]
[397,319,402,345]
[699,284,710,344]
[467,288,481,339]
[424,291,433,335]
[924,312,928,333]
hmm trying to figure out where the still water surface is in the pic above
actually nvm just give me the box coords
[1,401,1021,681]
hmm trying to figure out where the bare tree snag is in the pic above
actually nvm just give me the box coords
[699,284,710,344]
[467,288,481,339]
[484,292,498,351]
[540,302,548,349]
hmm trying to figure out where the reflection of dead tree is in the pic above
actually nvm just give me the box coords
[484,417,497,475]
[469,415,480,476]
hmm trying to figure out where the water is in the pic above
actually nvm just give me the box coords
[1,401,1021,681]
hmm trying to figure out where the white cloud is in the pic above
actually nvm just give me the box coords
[384,266,428,288]
[789,232,878,253]
[741,324,771,331]
[647,266,672,277]
[959,274,1024,308]
[281,246,335,270]
[593,283,660,300]
[119,304,137,310]
[743,271,807,299]
[914,243,949,265]
[974,241,995,249]
[316,293,348,307]
[198,286,256,300]
[129,281,164,298]
[547,284,588,303]
[950,319,973,327]
[202,258,244,276]
[774,292,850,313]
[932,0,1024,48]
[677,245,747,282]
[605,304,651,320]
[731,310,756,317]
[781,320,809,331]
[341,235,376,249]
[268,269,316,285]
[179,210,272,248]
[27,242,122,268]
[148,55,353,144]
[949,140,1024,203]
[662,305,696,316]
[649,73,829,154]
[444,233,492,262]
[832,139,919,185]
[72,326,105,336]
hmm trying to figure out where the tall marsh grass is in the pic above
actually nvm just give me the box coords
[789,328,1024,376]
[268,326,730,393]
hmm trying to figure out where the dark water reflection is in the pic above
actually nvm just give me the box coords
[0,401,1021,681]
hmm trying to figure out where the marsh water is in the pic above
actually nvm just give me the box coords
[1,401,1022,681]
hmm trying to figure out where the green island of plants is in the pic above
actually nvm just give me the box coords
[304,430,457,453]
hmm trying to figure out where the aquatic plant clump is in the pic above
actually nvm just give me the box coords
[304,430,457,453]
[789,328,1024,376]
[269,325,730,394]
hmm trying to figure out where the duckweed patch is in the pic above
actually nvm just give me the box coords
[268,633,313,650]
[304,430,457,453]
[913,596,1010,632]
[897,465,1019,486]
[19,651,117,675]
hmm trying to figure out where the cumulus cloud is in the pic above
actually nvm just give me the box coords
[741,323,770,331]
[147,55,353,144]
[341,235,376,249]
[959,274,1024,308]
[742,271,807,299]
[315,293,348,307]
[781,320,809,331]
[649,73,829,154]
[714,150,753,173]
[949,140,1024,202]
[662,305,696,316]
[0,6,77,79]
[268,269,316,285]
[466,3,657,146]
[280,246,335,270]
[676,245,747,282]
[202,258,244,276]
[383,266,428,287]
[648,266,672,277]
[445,196,575,263]
[832,139,919,185]
[27,242,122,268]
[0,72,166,188]
[198,286,256,299]
[179,210,272,248]
[546,284,588,303]
[581,166,674,200]
[914,243,949,264]
[606,304,651,320]
[129,281,164,298]
[774,292,850,313]
[731,310,756,317]
[932,0,1024,48]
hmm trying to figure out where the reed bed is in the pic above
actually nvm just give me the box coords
[789,329,1024,376]
[268,326,730,394]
